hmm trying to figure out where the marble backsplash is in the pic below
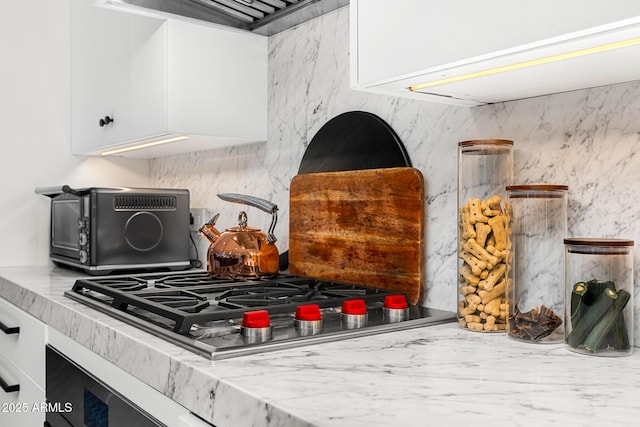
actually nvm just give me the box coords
[150,7,640,342]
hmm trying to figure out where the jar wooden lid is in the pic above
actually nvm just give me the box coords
[459,139,513,146]
[507,184,568,191]
[564,238,634,254]
[459,139,513,155]
[507,184,568,198]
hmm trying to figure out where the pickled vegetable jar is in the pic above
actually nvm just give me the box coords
[506,185,567,343]
[564,238,634,356]
[457,139,513,332]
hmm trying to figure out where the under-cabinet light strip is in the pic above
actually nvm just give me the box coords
[409,37,640,91]
[100,136,190,156]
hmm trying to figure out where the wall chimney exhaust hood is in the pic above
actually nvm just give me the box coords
[99,0,349,35]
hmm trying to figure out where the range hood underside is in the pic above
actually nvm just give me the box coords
[104,0,349,35]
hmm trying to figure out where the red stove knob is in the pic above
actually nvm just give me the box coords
[295,304,322,321]
[341,299,367,329]
[383,295,410,323]
[342,299,367,315]
[241,310,272,343]
[242,310,271,328]
[384,295,408,309]
[294,304,323,336]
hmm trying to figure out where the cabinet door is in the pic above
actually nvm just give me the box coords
[353,0,640,86]
[167,19,267,142]
[71,0,167,154]
[0,349,45,427]
[0,296,46,388]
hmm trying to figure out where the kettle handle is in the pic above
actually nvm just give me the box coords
[217,193,278,244]
[217,193,278,214]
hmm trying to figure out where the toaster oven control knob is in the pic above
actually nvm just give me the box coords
[79,233,88,246]
[240,310,272,344]
[294,304,323,336]
[341,299,368,329]
[79,250,88,264]
[382,295,410,323]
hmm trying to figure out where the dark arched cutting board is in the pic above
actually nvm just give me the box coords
[298,111,411,174]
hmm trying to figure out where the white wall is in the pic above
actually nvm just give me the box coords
[0,0,150,266]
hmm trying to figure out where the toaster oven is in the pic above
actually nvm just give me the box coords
[35,186,192,275]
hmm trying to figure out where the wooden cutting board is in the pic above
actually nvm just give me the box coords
[288,167,424,305]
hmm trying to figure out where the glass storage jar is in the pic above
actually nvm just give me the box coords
[457,139,513,332]
[564,238,634,356]
[506,184,568,343]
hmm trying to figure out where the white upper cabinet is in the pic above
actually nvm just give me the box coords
[71,0,267,158]
[350,0,640,106]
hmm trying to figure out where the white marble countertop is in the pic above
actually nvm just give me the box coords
[1,265,639,427]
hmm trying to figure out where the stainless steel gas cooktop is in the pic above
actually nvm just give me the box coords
[66,271,456,360]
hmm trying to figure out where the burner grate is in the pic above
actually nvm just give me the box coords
[69,271,400,334]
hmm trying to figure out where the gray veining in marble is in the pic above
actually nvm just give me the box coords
[149,6,640,347]
[3,266,640,426]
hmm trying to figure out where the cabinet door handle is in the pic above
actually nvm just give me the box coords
[0,320,19,335]
[99,115,114,127]
[0,373,19,393]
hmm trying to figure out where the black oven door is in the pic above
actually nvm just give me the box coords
[45,346,165,427]
[50,195,83,261]
[35,186,90,266]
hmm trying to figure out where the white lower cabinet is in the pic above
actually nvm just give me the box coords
[0,353,45,427]
[0,296,47,427]
[0,296,46,387]
[0,294,212,426]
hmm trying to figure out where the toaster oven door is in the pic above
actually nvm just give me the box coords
[50,195,87,262]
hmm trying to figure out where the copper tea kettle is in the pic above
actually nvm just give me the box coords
[199,193,279,278]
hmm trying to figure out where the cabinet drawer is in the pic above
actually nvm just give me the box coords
[0,352,46,427]
[0,297,46,387]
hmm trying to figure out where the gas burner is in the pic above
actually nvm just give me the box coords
[66,271,455,360]
[217,285,316,308]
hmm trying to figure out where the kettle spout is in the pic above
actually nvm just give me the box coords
[198,213,221,243]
